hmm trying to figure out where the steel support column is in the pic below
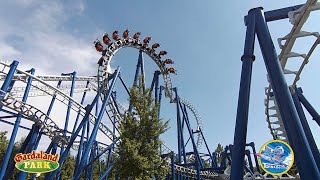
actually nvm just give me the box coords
[72,81,90,134]
[171,152,175,180]
[173,88,183,164]
[181,103,203,168]
[33,80,62,151]
[133,50,143,87]
[230,9,255,180]
[129,51,143,112]
[3,124,34,179]
[74,67,120,179]
[0,61,19,100]
[0,65,33,180]
[158,86,164,116]
[297,88,320,126]
[17,124,40,179]
[292,88,320,170]
[246,142,260,173]
[48,93,100,179]
[254,7,320,179]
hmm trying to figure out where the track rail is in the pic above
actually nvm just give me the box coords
[97,37,174,102]
[180,98,204,148]
[0,61,115,142]
[265,0,320,140]
[0,91,68,146]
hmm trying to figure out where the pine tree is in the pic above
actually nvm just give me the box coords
[215,143,224,165]
[0,131,29,179]
[0,131,9,163]
[113,80,169,179]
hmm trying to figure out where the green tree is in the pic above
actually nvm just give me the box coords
[0,131,9,163]
[215,143,224,165]
[113,80,169,179]
[287,163,298,176]
[0,131,30,180]
[60,153,76,179]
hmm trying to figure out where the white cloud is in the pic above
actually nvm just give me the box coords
[0,43,21,58]
[14,0,36,6]
[0,0,99,75]
[0,0,114,151]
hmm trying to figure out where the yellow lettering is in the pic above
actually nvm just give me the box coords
[44,162,50,169]
[24,162,30,168]
[37,162,42,168]
[30,162,36,168]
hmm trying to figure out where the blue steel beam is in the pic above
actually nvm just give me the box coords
[212,152,218,168]
[150,70,161,103]
[61,71,76,147]
[292,88,320,170]
[181,104,192,164]
[56,72,76,180]
[33,80,62,150]
[171,152,175,180]
[3,124,34,179]
[88,144,96,180]
[72,81,90,134]
[140,50,146,92]
[158,86,164,116]
[0,119,30,130]
[245,142,260,173]
[97,143,102,178]
[105,149,112,180]
[264,5,303,22]
[297,88,320,126]
[105,92,118,180]
[133,50,143,87]
[230,8,255,180]
[199,130,214,167]
[244,4,304,22]
[119,75,131,96]
[99,165,113,180]
[74,115,88,176]
[173,88,183,164]
[196,162,200,180]
[129,51,143,112]
[0,65,33,180]
[82,142,114,171]
[245,150,254,173]
[48,95,99,179]
[17,124,40,179]
[0,109,27,119]
[45,142,54,154]
[254,7,320,179]
[74,67,120,179]
[0,61,19,100]
[180,102,203,169]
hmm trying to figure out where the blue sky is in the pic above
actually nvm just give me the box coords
[0,0,319,156]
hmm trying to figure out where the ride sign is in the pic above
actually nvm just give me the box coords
[257,140,294,175]
[14,151,60,174]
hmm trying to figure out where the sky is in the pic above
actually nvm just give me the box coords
[0,0,320,158]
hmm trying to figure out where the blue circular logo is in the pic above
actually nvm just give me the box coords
[257,140,294,175]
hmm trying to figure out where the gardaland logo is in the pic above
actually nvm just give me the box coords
[14,151,60,174]
[257,140,294,175]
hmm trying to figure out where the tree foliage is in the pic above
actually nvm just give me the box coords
[215,143,224,165]
[0,131,34,179]
[113,81,169,179]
